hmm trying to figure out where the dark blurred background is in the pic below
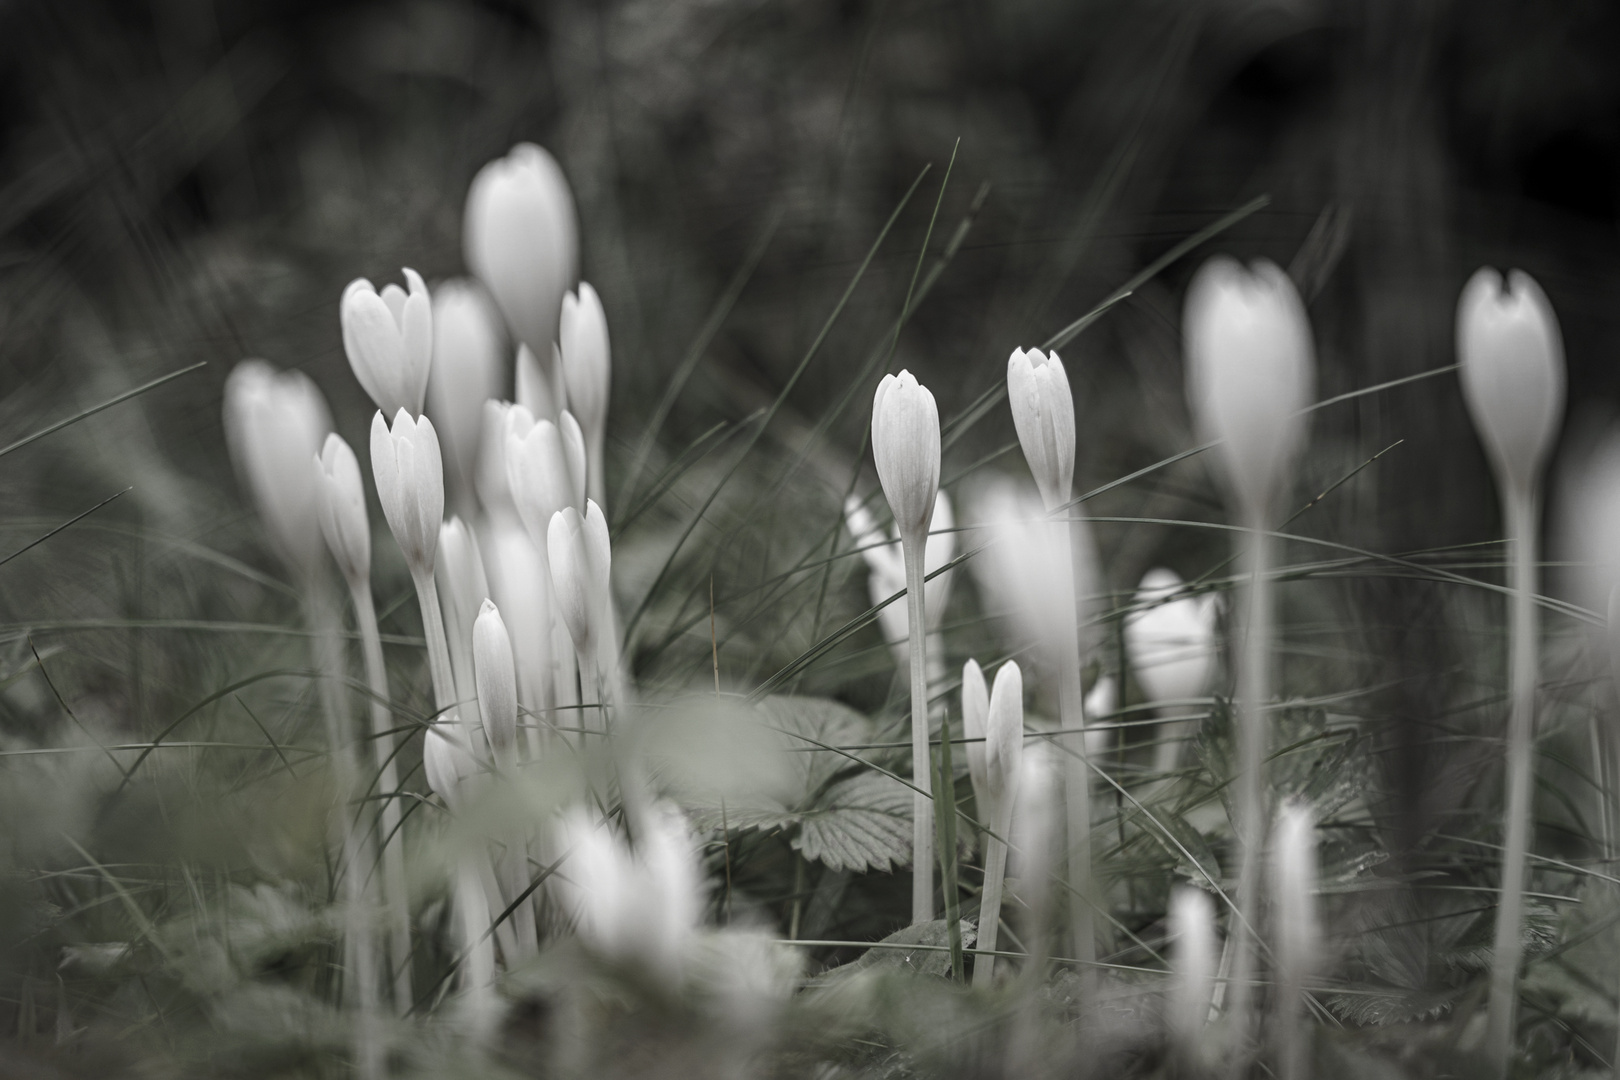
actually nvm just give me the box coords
[2,0,1619,868]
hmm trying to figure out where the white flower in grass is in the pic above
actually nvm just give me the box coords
[871,370,941,548]
[547,501,611,661]
[1457,267,1566,496]
[961,659,1023,814]
[1007,347,1075,511]
[427,279,505,507]
[436,516,490,723]
[312,433,370,587]
[223,360,332,575]
[473,599,518,767]
[844,490,955,659]
[341,269,433,418]
[972,478,1103,660]
[424,715,481,809]
[555,802,701,984]
[464,143,579,361]
[369,408,445,575]
[1184,256,1315,516]
[560,284,610,465]
[506,405,587,548]
[1269,800,1319,986]
[1125,569,1217,709]
[1167,885,1217,1058]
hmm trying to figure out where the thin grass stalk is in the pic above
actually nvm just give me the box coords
[935,717,964,979]
[1057,519,1095,978]
[904,545,934,923]
[410,566,458,713]
[352,580,414,1011]
[972,797,1014,987]
[1486,489,1538,1073]
[1226,515,1271,1067]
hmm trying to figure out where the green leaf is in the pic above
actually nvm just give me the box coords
[793,770,913,872]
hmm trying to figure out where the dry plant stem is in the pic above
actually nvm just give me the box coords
[1486,488,1538,1075]
[1057,520,1095,976]
[305,587,382,1080]
[352,580,414,1011]
[1226,516,1271,1070]
[972,798,1015,987]
[409,566,458,715]
[904,542,934,924]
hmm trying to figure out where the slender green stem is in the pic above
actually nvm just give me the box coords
[973,798,1014,987]
[1057,521,1095,977]
[904,540,934,923]
[1226,515,1271,1070]
[353,580,414,1011]
[936,715,964,979]
[1486,488,1538,1075]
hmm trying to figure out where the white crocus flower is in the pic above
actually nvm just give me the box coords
[871,370,941,548]
[423,714,481,810]
[1269,801,1319,1080]
[1007,347,1075,511]
[1168,886,1218,1066]
[369,409,445,576]
[342,269,433,419]
[435,516,490,730]
[963,658,1024,986]
[464,143,579,363]
[312,433,370,588]
[223,360,333,576]
[473,599,518,768]
[507,406,587,551]
[1184,256,1315,518]
[1125,568,1217,778]
[427,279,505,514]
[560,283,611,505]
[547,501,611,671]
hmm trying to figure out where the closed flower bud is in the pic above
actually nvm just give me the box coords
[464,143,579,361]
[983,662,1024,805]
[560,284,611,477]
[473,599,518,767]
[547,500,611,659]
[1167,885,1217,1057]
[1007,347,1076,512]
[506,406,587,551]
[370,408,445,574]
[962,658,991,803]
[435,516,490,721]
[223,360,333,574]
[1125,569,1217,708]
[424,715,480,808]
[427,279,505,510]
[342,269,433,418]
[312,433,370,587]
[1457,267,1566,496]
[871,370,941,547]
[1184,256,1316,516]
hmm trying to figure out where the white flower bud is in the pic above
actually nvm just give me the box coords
[1007,347,1075,512]
[962,658,990,804]
[1184,256,1316,516]
[1457,267,1566,496]
[312,433,370,587]
[464,143,579,361]
[547,500,611,660]
[972,478,1102,661]
[506,406,587,551]
[223,360,332,574]
[1125,569,1217,708]
[982,662,1024,806]
[341,268,433,418]
[560,283,610,474]
[871,370,941,547]
[424,715,480,808]
[427,279,505,509]
[369,408,445,574]
[473,599,518,767]
[1167,885,1217,1057]
[435,516,490,722]
[480,515,552,715]
[1269,800,1319,987]
[845,490,955,662]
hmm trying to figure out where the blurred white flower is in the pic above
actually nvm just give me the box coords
[341,269,433,418]
[1083,674,1116,761]
[871,370,941,548]
[427,278,505,511]
[473,599,518,767]
[1457,267,1566,496]
[962,659,1023,812]
[436,516,490,725]
[844,490,955,661]
[688,928,803,1030]
[424,715,481,808]
[223,360,332,574]
[560,283,611,501]
[369,409,445,575]
[1007,347,1075,512]
[464,143,579,362]
[548,501,611,665]
[555,802,701,984]
[1183,256,1316,516]
[1269,800,1320,1080]
[1126,569,1217,709]
[312,433,370,588]
[972,477,1102,661]
[1009,741,1059,920]
[507,406,587,552]
[1167,885,1217,1060]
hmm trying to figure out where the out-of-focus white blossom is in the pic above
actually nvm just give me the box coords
[560,283,611,502]
[507,406,587,552]
[312,433,369,587]
[1126,569,1217,709]
[223,360,333,575]
[342,269,433,419]
[547,501,611,665]
[424,715,481,808]
[428,279,505,511]
[473,599,518,767]
[436,516,490,727]
[844,490,955,662]
[1167,886,1217,1060]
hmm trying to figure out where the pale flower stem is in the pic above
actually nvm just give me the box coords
[972,798,1015,988]
[1057,520,1095,975]
[904,542,934,924]
[353,580,414,1011]
[1226,516,1271,1064]
[578,647,601,735]
[1487,488,1539,1074]
[410,566,458,714]
[304,587,381,1080]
